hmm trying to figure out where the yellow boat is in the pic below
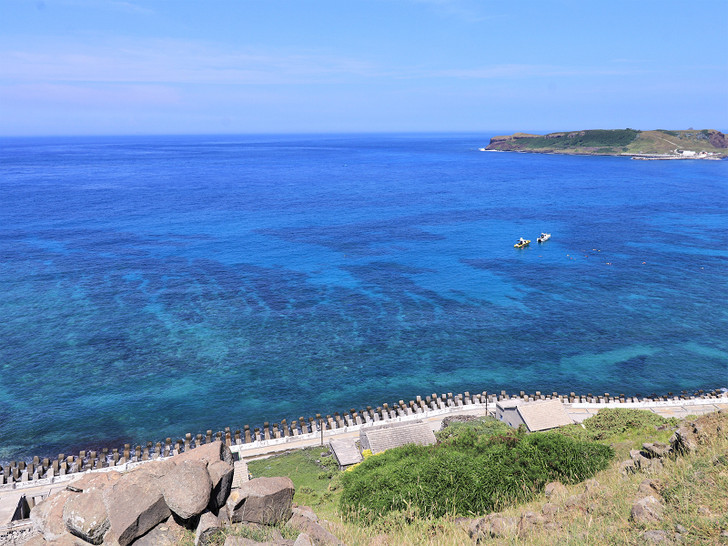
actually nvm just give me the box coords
[514,237,531,249]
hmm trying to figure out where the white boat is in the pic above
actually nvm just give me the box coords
[537,233,551,243]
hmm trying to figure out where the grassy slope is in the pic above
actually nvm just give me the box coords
[487,129,728,157]
[625,130,726,155]
[247,411,728,545]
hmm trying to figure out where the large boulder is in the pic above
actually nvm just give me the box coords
[670,425,699,454]
[517,511,545,537]
[175,440,233,466]
[27,532,88,545]
[294,533,315,546]
[103,475,171,546]
[31,489,75,542]
[630,449,650,470]
[544,482,568,500]
[159,459,213,520]
[631,496,664,525]
[195,509,223,546]
[619,459,637,475]
[62,489,110,545]
[469,513,518,541]
[637,479,662,498]
[207,459,235,511]
[66,470,121,493]
[286,510,342,545]
[229,477,295,525]
[642,442,671,459]
[133,516,187,546]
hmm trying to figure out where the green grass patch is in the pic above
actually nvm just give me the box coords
[435,416,511,443]
[248,446,340,507]
[520,129,639,150]
[557,408,678,442]
[340,430,613,521]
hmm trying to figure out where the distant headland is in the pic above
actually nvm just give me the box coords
[483,129,727,160]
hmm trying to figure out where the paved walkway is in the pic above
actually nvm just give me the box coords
[230,396,728,460]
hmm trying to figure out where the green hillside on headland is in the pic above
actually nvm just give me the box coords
[485,129,728,158]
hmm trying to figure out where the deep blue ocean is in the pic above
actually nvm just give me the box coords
[1,133,726,462]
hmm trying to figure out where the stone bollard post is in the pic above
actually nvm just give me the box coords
[184,433,192,451]
[225,427,232,445]
[244,425,252,443]
[154,443,162,458]
[206,430,213,444]
[141,446,149,461]
[164,438,172,457]
[272,423,280,439]
[235,429,242,444]
[280,420,288,438]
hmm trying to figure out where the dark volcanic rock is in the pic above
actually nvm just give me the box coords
[103,477,171,546]
[62,489,109,545]
[230,477,295,525]
[159,459,212,520]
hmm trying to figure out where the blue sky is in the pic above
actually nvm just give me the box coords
[1,0,726,135]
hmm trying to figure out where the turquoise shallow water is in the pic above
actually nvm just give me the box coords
[0,133,726,462]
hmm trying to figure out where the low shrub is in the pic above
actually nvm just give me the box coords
[581,408,677,439]
[340,431,613,521]
[435,416,511,443]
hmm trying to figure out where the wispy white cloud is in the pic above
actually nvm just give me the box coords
[0,82,180,107]
[0,37,379,86]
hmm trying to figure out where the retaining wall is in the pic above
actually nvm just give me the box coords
[1,387,726,491]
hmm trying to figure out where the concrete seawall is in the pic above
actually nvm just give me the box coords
[1,387,726,493]
[1,387,726,535]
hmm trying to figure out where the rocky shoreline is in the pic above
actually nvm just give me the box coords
[8,440,342,546]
